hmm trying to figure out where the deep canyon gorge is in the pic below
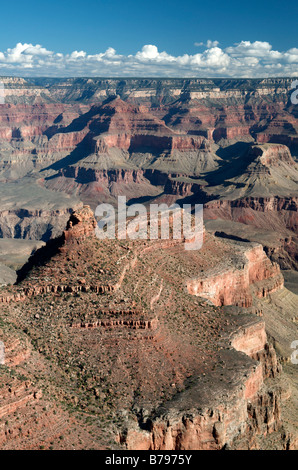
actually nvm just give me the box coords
[0,77,297,450]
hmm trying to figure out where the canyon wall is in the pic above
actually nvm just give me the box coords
[121,318,286,450]
[186,243,283,307]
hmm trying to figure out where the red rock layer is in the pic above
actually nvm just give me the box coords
[186,244,283,307]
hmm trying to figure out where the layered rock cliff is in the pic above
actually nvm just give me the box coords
[186,242,283,307]
[120,317,285,450]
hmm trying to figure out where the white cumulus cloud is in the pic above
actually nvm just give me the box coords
[0,41,297,77]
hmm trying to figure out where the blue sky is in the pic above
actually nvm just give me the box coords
[0,0,297,77]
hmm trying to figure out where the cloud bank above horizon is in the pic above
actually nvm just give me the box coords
[0,41,297,77]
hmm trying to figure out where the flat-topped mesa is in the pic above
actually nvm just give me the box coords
[249,143,297,169]
[63,205,96,243]
[186,242,284,307]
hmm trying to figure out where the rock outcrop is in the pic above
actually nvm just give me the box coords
[120,318,284,450]
[186,242,283,307]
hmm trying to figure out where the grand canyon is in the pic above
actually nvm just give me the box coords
[0,77,297,450]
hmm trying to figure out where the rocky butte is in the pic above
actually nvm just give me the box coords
[0,78,296,450]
